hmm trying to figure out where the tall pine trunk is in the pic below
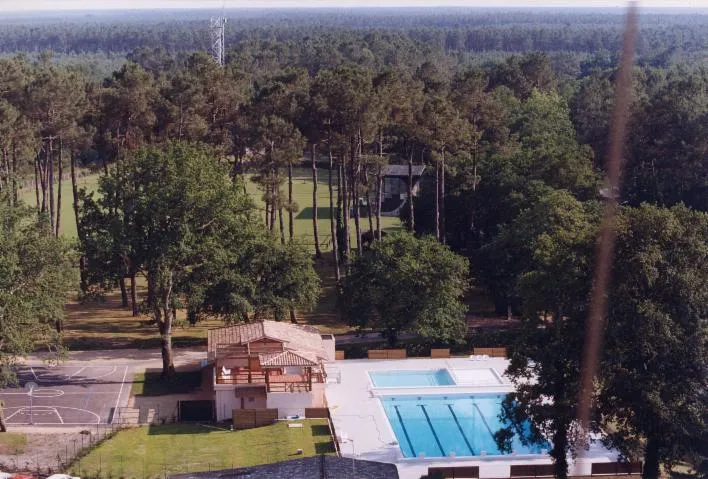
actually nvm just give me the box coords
[642,435,660,479]
[376,167,382,241]
[130,272,139,317]
[365,167,374,235]
[71,153,88,293]
[11,144,18,206]
[311,144,321,257]
[328,148,340,282]
[287,162,294,241]
[55,139,63,237]
[269,173,277,232]
[435,159,440,241]
[278,206,286,245]
[340,152,350,262]
[408,150,415,232]
[440,147,446,244]
[49,139,55,231]
[34,155,41,212]
[264,183,270,229]
[351,136,362,255]
[119,277,129,308]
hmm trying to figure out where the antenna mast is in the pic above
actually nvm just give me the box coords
[210,9,226,66]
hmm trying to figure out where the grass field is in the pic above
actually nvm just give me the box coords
[18,172,100,239]
[28,166,397,349]
[19,166,402,251]
[0,432,27,455]
[70,421,335,478]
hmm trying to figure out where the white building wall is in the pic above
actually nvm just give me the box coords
[321,334,336,362]
[266,391,316,418]
[215,388,240,421]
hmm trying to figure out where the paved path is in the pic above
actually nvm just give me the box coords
[22,347,206,368]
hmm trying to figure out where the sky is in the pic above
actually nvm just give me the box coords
[0,0,706,11]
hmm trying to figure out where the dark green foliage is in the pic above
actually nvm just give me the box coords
[492,191,600,479]
[341,232,468,345]
[0,199,77,389]
[599,204,708,478]
[81,143,320,375]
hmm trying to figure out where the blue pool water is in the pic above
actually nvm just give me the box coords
[370,369,456,388]
[381,394,547,458]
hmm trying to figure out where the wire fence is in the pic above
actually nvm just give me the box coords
[71,454,245,479]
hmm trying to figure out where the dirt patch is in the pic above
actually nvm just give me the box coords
[0,431,86,473]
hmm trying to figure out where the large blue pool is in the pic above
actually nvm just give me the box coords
[381,394,546,458]
[370,369,456,388]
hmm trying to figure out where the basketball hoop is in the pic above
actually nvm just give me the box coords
[24,381,37,425]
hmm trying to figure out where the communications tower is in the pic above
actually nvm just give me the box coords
[210,15,227,66]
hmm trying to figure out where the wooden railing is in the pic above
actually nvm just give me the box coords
[216,370,325,389]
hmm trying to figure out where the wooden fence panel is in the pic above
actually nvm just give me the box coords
[431,348,451,358]
[305,408,329,419]
[387,349,407,359]
[232,408,278,429]
[591,462,642,476]
[509,464,555,477]
[428,466,480,478]
[473,347,507,358]
[368,350,389,359]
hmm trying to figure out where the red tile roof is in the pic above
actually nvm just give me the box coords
[208,320,327,362]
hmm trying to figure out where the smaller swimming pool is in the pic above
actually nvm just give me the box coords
[369,369,456,388]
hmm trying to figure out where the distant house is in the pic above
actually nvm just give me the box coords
[169,455,399,479]
[377,164,426,216]
[207,321,335,421]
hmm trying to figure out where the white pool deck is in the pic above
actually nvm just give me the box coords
[325,357,619,479]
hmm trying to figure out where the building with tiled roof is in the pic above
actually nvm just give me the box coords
[207,321,335,421]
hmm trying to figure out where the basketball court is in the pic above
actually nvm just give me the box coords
[0,364,130,425]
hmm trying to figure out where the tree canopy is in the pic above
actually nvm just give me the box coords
[80,143,320,375]
[342,232,468,345]
[0,198,76,430]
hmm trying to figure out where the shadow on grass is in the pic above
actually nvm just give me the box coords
[310,424,331,437]
[296,206,333,220]
[133,369,202,397]
[314,441,337,454]
[146,423,228,435]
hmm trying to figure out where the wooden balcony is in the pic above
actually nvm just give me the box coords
[216,368,324,392]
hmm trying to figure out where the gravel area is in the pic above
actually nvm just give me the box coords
[0,428,112,474]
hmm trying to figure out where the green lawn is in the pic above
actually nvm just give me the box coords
[70,421,335,478]
[18,172,100,239]
[131,369,203,397]
[19,166,402,252]
[0,432,27,455]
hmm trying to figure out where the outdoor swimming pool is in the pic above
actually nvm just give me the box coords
[369,369,456,388]
[380,393,547,458]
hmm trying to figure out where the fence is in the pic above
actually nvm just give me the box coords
[232,408,278,429]
[472,347,507,358]
[367,349,407,359]
[0,423,123,478]
[427,462,643,479]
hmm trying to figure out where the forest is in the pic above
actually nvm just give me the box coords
[0,8,706,478]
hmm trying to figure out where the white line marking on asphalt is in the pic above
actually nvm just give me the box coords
[114,366,129,413]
